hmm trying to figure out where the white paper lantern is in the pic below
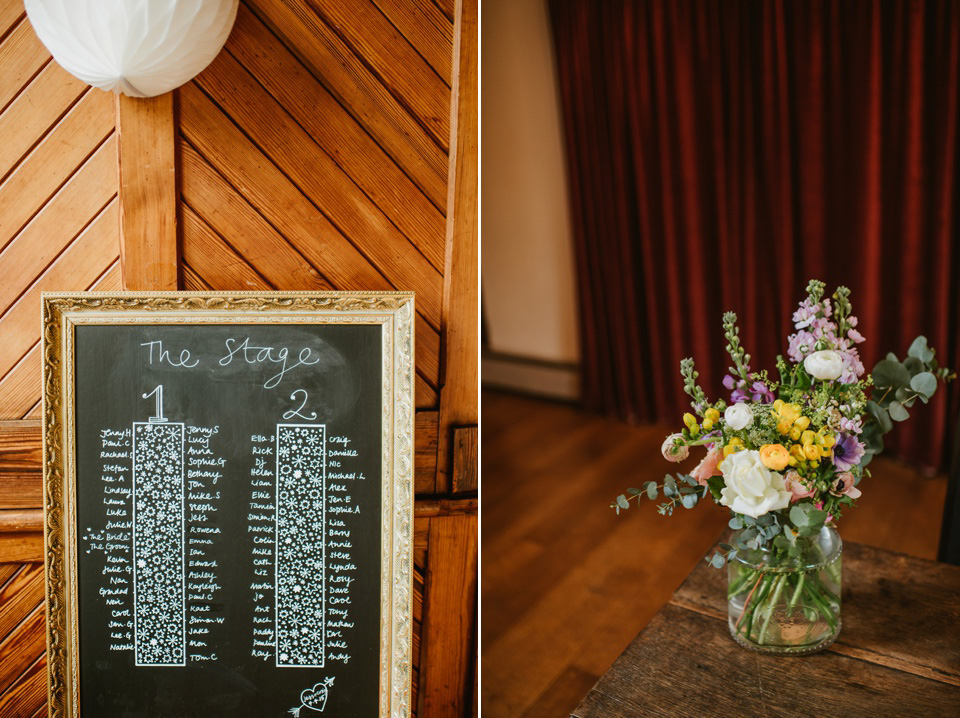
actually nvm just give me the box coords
[24,0,238,98]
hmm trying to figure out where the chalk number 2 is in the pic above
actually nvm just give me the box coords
[283,389,317,421]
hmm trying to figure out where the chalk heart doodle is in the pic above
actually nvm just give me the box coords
[289,677,335,716]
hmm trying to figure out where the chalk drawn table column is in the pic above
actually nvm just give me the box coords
[275,423,327,667]
[131,420,186,666]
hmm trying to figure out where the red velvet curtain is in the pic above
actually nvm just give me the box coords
[550,0,960,470]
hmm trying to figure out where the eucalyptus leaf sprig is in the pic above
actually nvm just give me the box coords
[612,474,707,516]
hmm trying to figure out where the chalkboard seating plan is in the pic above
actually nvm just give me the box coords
[41,292,415,717]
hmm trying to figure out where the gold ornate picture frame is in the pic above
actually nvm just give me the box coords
[42,291,415,717]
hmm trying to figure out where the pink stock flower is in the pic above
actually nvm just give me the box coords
[783,470,816,502]
[690,446,724,487]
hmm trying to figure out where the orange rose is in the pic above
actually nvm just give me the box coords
[759,443,790,471]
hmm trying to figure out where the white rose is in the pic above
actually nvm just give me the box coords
[724,403,753,431]
[661,433,689,463]
[804,350,843,381]
[719,449,792,518]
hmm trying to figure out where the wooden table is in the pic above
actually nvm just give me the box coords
[572,541,960,717]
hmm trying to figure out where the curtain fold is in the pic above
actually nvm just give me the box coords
[551,0,960,469]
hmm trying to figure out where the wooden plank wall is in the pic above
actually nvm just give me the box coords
[0,0,478,715]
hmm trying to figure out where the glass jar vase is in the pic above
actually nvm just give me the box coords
[726,526,841,655]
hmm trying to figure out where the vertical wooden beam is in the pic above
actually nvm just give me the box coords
[420,514,478,717]
[452,427,478,493]
[116,93,178,290]
[437,0,478,492]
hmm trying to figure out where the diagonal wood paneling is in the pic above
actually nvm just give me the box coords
[246,0,449,208]
[0,563,45,717]
[0,11,120,421]
[179,0,454,409]
[373,0,453,83]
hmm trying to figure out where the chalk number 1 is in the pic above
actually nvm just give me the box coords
[143,385,167,423]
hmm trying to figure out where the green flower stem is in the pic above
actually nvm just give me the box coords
[802,582,838,633]
[788,571,806,614]
[728,568,757,598]
[758,574,789,645]
[741,574,775,641]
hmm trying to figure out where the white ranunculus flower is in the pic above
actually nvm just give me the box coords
[719,449,792,518]
[804,349,844,381]
[724,403,753,431]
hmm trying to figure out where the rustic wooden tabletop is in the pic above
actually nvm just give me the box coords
[572,541,960,717]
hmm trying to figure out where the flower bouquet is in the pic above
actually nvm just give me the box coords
[613,280,953,654]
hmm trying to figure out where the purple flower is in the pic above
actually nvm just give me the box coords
[730,388,750,404]
[723,375,736,390]
[832,434,866,471]
[750,381,775,404]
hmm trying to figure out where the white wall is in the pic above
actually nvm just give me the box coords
[481,0,580,368]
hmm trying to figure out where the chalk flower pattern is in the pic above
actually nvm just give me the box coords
[132,422,185,665]
[277,424,327,667]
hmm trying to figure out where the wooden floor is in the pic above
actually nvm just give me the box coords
[481,391,949,718]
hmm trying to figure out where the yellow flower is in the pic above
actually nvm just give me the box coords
[704,408,720,423]
[788,426,802,441]
[800,430,817,446]
[821,432,837,448]
[794,416,811,431]
[804,443,820,461]
[790,445,807,464]
[722,437,745,458]
[777,419,793,435]
[683,413,697,429]
[759,444,791,471]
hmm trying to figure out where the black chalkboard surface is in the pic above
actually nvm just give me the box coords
[43,294,415,718]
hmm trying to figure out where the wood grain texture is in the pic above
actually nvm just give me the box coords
[191,49,444,327]
[482,392,951,717]
[373,0,453,84]
[0,531,41,562]
[0,601,43,694]
[451,426,477,493]
[572,603,960,717]
[308,0,451,145]
[0,563,44,716]
[247,0,450,206]
[0,17,48,113]
[116,93,177,290]
[0,1,24,39]
[0,654,44,718]
[226,5,447,270]
[420,513,478,717]
[416,411,440,493]
[671,540,960,687]
[0,89,113,251]
[0,200,119,382]
[436,0,478,491]
[0,564,42,640]
[0,61,86,183]
[414,497,477,518]
[0,136,116,312]
[0,256,121,421]
[178,83,443,402]
[0,510,41,533]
